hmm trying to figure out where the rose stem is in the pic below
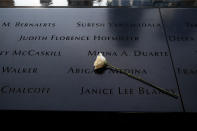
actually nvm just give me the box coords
[106,63,178,99]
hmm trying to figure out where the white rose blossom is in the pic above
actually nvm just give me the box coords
[93,53,178,99]
[94,53,107,70]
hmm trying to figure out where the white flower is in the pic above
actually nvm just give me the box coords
[94,53,107,70]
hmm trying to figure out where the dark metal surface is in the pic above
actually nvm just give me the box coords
[161,8,197,112]
[0,8,184,112]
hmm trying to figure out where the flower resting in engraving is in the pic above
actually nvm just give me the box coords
[93,53,178,99]
[94,53,107,70]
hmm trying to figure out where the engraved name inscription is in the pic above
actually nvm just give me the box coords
[88,50,169,57]
[177,67,197,75]
[76,21,161,28]
[0,50,61,57]
[1,22,56,28]
[67,67,147,75]
[1,66,38,74]
[0,84,50,95]
[185,22,197,28]
[17,35,139,41]
[80,86,176,96]
[169,35,195,42]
